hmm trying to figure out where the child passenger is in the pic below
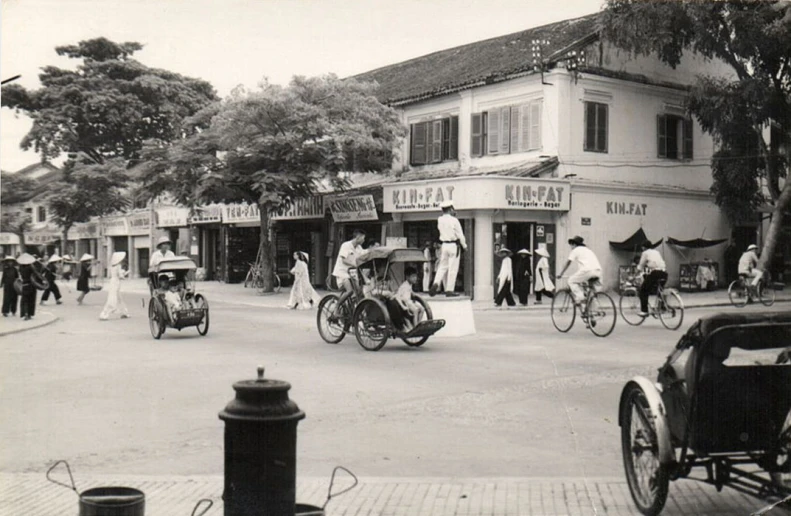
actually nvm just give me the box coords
[159,274,183,321]
[396,267,424,330]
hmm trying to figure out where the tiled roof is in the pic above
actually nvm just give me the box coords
[393,157,559,182]
[353,13,599,104]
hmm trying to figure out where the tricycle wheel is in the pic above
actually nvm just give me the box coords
[353,298,390,351]
[195,294,209,336]
[148,298,163,340]
[317,294,347,344]
[401,295,432,347]
[621,383,669,516]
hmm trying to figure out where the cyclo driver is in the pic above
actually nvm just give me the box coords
[329,229,366,320]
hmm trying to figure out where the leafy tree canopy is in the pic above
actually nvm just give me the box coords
[600,0,791,267]
[0,173,37,204]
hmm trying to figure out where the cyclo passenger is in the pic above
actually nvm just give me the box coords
[329,229,366,321]
[636,239,667,317]
[361,265,423,331]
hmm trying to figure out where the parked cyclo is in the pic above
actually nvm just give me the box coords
[619,311,791,515]
[148,257,209,339]
[316,247,445,351]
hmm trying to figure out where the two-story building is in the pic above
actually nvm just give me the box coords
[353,13,737,301]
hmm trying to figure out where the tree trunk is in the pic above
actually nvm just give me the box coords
[62,228,69,257]
[757,180,791,279]
[258,203,275,292]
[17,231,26,254]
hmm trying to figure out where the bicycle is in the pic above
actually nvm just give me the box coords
[317,269,362,344]
[619,274,684,330]
[728,272,775,308]
[551,277,617,337]
[243,262,282,293]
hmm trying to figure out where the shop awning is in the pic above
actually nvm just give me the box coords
[666,237,728,249]
[609,228,662,252]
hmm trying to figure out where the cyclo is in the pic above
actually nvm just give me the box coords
[619,312,791,515]
[148,257,210,339]
[316,247,445,351]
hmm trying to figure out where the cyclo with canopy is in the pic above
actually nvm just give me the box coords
[619,311,791,515]
[148,257,210,339]
[316,247,445,351]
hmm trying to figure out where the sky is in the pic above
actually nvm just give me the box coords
[0,0,604,172]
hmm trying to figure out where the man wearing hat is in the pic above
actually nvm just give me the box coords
[738,243,762,296]
[495,247,516,307]
[149,236,176,271]
[40,255,63,306]
[2,256,19,316]
[17,253,39,320]
[557,236,602,308]
[636,240,667,316]
[429,200,467,297]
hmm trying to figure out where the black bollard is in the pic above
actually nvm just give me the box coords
[219,366,306,516]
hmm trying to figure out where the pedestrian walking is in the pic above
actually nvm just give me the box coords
[17,253,39,320]
[422,241,433,293]
[494,247,516,307]
[2,256,19,317]
[40,255,63,306]
[76,254,94,305]
[534,247,555,304]
[514,249,532,306]
[286,251,320,310]
[429,200,467,297]
[99,251,130,320]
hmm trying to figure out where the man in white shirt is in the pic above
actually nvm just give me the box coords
[330,229,366,318]
[556,235,602,306]
[429,200,467,297]
[148,236,176,294]
[738,244,762,290]
[637,239,667,316]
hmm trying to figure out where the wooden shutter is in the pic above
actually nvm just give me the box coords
[597,103,608,152]
[471,113,483,157]
[449,116,458,160]
[510,106,521,153]
[683,118,693,159]
[529,101,541,150]
[499,106,511,154]
[657,115,667,158]
[488,109,500,154]
[584,102,593,151]
[411,122,427,165]
[519,104,531,152]
[431,120,443,162]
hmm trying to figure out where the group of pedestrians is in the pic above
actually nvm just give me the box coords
[494,246,556,307]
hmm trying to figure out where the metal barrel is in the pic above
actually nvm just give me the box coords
[79,487,145,516]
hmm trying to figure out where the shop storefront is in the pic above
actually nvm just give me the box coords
[127,211,152,278]
[222,203,261,283]
[271,196,325,287]
[68,221,103,278]
[0,232,21,257]
[155,207,191,256]
[383,176,570,301]
[103,215,129,275]
[23,227,61,257]
[189,205,223,280]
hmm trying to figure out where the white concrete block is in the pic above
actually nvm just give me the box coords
[424,295,476,337]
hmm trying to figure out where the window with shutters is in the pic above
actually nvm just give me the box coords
[409,116,459,165]
[37,206,47,222]
[583,102,608,153]
[657,114,693,160]
[472,100,542,157]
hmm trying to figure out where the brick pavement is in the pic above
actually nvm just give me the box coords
[1,473,788,515]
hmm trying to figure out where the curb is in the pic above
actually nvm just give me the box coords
[0,314,60,338]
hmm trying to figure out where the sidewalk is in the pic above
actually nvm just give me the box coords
[1,472,787,515]
[0,310,58,337]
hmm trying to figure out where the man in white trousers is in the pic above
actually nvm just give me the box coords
[429,200,467,297]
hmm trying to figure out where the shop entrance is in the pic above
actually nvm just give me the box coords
[137,248,149,278]
[492,222,556,298]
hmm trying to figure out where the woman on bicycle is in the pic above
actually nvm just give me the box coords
[637,240,667,317]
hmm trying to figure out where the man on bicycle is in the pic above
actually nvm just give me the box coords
[738,244,762,296]
[636,239,667,317]
[557,235,602,309]
[330,229,367,319]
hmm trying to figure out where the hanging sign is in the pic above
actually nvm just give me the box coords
[24,229,61,244]
[156,207,190,228]
[327,195,378,222]
[189,205,223,224]
[102,216,129,236]
[127,212,151,236]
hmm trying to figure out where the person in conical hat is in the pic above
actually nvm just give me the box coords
[513,249,533,306]
[494,247,516,307]
[100,251,130,320]
[76,254,94,305]
[2,255,19,317]
[533,247,555,304]
[16,254,39,320]
[40,255,64,306]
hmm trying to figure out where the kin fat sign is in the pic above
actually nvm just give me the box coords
[383,177,569,213]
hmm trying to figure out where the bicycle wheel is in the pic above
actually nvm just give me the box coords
[587,291,617,337]
[353,298,390,351]
[619,289,646,326]
[273,273,282,293]
[316,294,347,344]
[728,280,748,308]
[621,383,670,516]
[243,268,253,288]
[148,298,164,340]
[194,294,210,336]
[758,279,776,307]
[657,290,684,331]
[401,296,433,347]
[551,289,576,333]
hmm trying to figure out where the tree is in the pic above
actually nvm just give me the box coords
[140,75,406,290]
[1,37,218,253]
[600,1,791,274]
[0,173,37,252]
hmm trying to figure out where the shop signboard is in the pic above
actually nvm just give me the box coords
[327,195,378,222]
[156,207,190,228]
[383,177,570,213]
[68,221,101,240]
[127,212,151,236]
[25,229,61,245]
[189,205,223,224]
[0,232,21,245]
[223,203,260,224]
[271,197,323,221]
[102,216,128,236]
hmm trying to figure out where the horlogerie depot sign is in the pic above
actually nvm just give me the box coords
[383,177,570,212]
